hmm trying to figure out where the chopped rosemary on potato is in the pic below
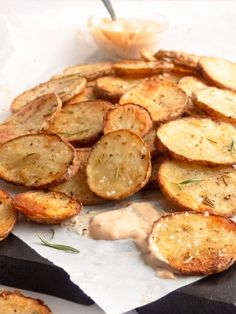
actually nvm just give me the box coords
[201,195,214,208]
[175,179,203,189]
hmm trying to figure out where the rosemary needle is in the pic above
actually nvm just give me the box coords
[38,234,80,254]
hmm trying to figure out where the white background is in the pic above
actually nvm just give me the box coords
[0,1,236,313]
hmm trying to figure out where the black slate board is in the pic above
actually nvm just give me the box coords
[0,234,236,314]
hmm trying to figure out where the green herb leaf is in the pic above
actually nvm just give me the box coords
[38,234,80,254]
[115,167,120,180]
[201,195,214,208]
[228,140,236,155]
[177,179,203,185]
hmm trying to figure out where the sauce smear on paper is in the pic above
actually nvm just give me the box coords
[89,202,176,279]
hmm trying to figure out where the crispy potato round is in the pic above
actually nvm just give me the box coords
[193,87,236,124]
[66,86,96,105]
[48,100,114,145]
[178,76,208,116]
[143,127,159,157]
[62,62,113,80]
[157,117,236,166]
[120,78,188,124]
[158,160,236,217]
[50,148,102,205]
[198,56,236,91]
[13,191,81,224]
[0,290,52,314]
[113,60,174,77]
[87,130,151,200]
[0,94,62,144]
[149,212,236,275]
[103,104,153,137]
[0,190,17,241]
[95,76,142,102]
[11,76,86,112]
[0,134,79,188]
[154,49,200,71]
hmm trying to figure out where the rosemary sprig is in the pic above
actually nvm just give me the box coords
[38,234,80,254]
[175,179,203,189]
[207,138,217,144]
[201,195,214,208]
[227,140,236,155]
[58,129,88,136]
[115,167,120,180]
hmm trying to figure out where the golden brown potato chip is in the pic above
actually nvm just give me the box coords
[0,134,79,188]
[140,48,156,61]
[13,190,81,224]
[113,60,174,76]
[0,94,62,144]
[149,212,236,275]
[65,86,96,105]
[0,190,17,241]
[103,104,153,137]
[198,56,236,91]
[178,76,208,116]
[48,100,114,145]
[158,159,236,217]
[193,87,236,124]
[157,117,236,166]
[62,62,113,80]
[120,78,188,124]
[143,127,159,157]
[95,76,142,102]
[11,76,86,112]
[87,130,151,199]
[50,148,102,205]
[154,49,200,71]
[0,290,52,314]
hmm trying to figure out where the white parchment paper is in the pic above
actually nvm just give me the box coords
[1,1,236,313]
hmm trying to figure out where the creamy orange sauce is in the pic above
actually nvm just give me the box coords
[88,16,167,59]
[89,202,176,279]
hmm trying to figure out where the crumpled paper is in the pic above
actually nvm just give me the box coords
[0,1,236,313]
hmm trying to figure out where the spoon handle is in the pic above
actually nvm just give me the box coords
[101,0,117,21]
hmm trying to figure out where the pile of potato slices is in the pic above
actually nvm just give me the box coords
[0,49,236,276]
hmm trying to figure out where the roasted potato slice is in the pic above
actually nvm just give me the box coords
[0,290,52,314]
[178,76,208,116]
[95,76,142,102]
[119,78,188,124]
[66,86,96,105]
[157,72,188,84]
[149,212,236,275]
[13,190,81,224]
[11,76,86,112]
[0,190,17,241]
[62,62,113,80]
[157,117,236,166]
[50,148,102,205]
[148,156,165,187]
[193,87,236,124]
[143,127,159,157]
[113,60,174,76]
[140,48,156,61]
[158,160,236,217]
[0,94,62,144]
[48,100,114,145]
[87,130,151,199]
[198,56,236,91]
[154,49,200,71]
[103,104,153,137]
[0,134,79,188]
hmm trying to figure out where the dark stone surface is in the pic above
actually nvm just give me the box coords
[0,234,236,313]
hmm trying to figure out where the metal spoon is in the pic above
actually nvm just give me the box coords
[101,0,117,21]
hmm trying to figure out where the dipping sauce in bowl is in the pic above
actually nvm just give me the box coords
[88,14,168,59]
